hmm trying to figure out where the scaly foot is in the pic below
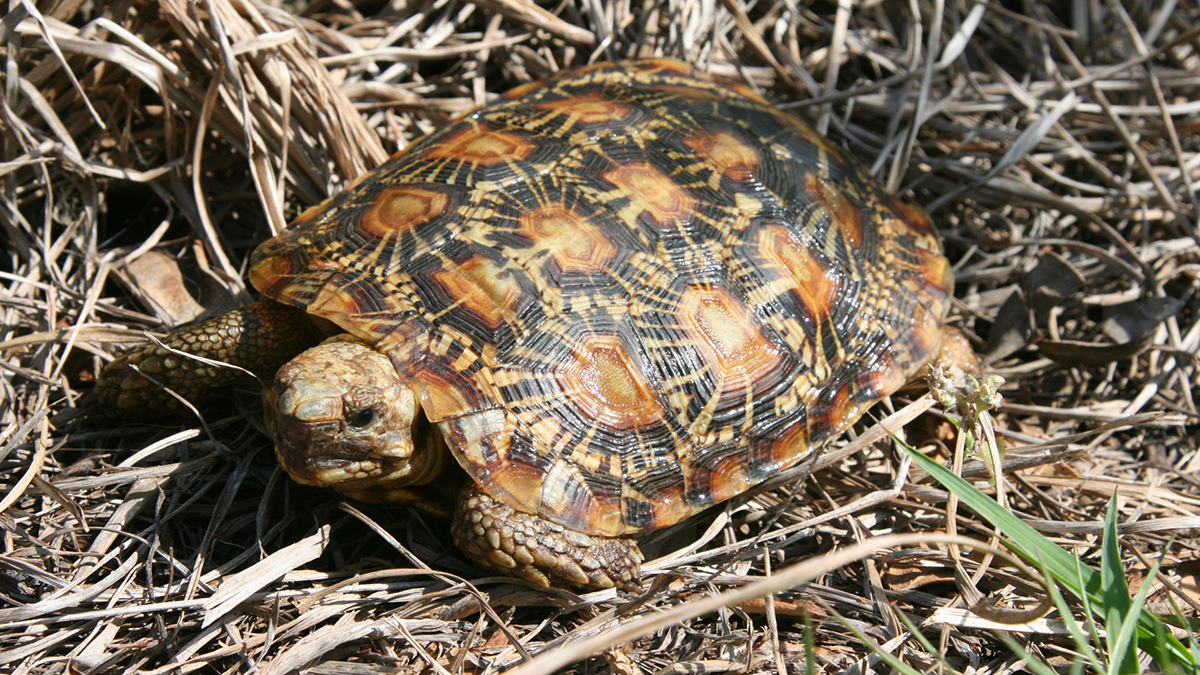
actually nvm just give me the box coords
[452,486,643,590]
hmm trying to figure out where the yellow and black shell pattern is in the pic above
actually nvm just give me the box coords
[249,59,954,537]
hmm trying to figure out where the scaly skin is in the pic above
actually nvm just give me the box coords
[452,486,643,590]
[96,301,321,416]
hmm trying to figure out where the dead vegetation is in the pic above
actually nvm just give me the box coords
[2,0,1199,673]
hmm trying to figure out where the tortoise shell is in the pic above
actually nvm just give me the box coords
[248,59,953,537]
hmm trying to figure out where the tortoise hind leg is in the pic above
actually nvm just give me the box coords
[452,486,643,590]
[97,300,322,417]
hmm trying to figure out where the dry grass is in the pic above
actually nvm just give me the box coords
[2,0,1199,673]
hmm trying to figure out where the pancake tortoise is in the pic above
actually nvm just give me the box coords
[99,59,959,589]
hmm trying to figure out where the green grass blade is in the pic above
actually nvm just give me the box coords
[804,614,816,675]
[1101,493,1139,675]
[904,444,1195,672]
[1110,545,1167,675]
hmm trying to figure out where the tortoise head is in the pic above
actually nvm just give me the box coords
[267,337,448,499]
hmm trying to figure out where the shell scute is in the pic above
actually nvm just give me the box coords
[533,89,647,131]
[405,119,570,189]
[518,203,618,274]
[359,185,456,241]
[678,285,787,390]
[602,162,697,229]
[557,334,667,432]
[683,130,762,183]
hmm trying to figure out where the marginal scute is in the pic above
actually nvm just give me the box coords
[638,58,696,77]
[502,79,546,101]
[303,271,419,343]
[708,453,753,505]
[538,459,624,535]
[923,253,955,298]
[814,387,859,444]
[727,82,772,106]
[861,349,907,404]
[807,174,864,249]
[909,311,949,364]
[445,408,509,472]
[306,282,372,331]
[622,479,691,532]
[248,238,332,303]
[534,90,635,127]
[893,199,940,240]
[654,85,723,103]
[767,422,813,468]
[405,333,502,422]
[777,111,847,164]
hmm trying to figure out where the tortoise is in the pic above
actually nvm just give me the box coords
[98,59,960,589]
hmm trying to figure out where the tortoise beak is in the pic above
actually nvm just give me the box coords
[272,386,413,487]
[272,380,347,481]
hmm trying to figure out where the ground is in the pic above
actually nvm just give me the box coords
[1,1,1198,674]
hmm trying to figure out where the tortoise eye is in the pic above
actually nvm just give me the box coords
[348,408,376,428]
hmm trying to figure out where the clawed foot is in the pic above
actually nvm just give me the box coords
[451,486,642,590]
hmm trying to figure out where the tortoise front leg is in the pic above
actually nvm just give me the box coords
[452,486,643,590]
[97,300,322,416]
